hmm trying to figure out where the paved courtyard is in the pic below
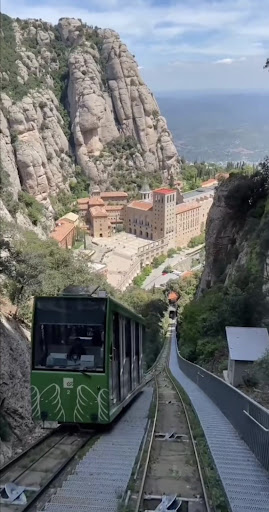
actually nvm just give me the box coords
[92,232,155,258]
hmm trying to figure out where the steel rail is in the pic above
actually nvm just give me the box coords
[0,431,93,512]
[134,360,211,511]
[22,432,92,512]
[165,367,211,512]
[1,433,69,484]
[0,426,62,474]
[134,375,159,512]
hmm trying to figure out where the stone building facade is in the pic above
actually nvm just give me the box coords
[125,185,214,248]
[77,188,125,236]
[77,183,214,247]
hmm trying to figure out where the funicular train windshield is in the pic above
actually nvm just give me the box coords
[33,297,107,372]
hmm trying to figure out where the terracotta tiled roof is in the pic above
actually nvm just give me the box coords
[88,197,105,206]
[153,188,176,195]
[176,202,200,214]
[77,197,90,204]
[201,179,218,187]
[105,205,124,211]
[89,206,108,217]
[128,201,153,211]
[101,191,128,198]
[59,212,79,223]
[168,291,179,302]
[50,220,74,242]
[78,203,89,211]
[182,271,194,279]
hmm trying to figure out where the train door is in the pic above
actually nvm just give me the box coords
[111,313,121,404]
[125,319,132,394]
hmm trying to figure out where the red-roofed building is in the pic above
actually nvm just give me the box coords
[88,206,110,237]
[100,191,128,205]
[77,188,127,236]
[201,178,218,188]
[50,220,76,249]
[154,188,176,195]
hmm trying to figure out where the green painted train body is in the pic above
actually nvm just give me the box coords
[31,295,145,424]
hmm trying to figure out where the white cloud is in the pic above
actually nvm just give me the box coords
[215,58,235,65]
[215,57,246,65]
[1,0,268,91]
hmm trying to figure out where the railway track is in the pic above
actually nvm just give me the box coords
[0,427,93,512]
[0,324,172,512]
[127,366,211,512]
[144,323,174,383]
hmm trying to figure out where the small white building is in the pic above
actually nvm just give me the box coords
[226,326,269,386]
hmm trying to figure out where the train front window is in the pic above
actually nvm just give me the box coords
[33,297,106,372]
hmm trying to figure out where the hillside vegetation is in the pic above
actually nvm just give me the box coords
[176,162,269,379]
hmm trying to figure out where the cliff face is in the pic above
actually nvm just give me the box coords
[198,177,269,323]
[0,15,180,210]
[0,306,44,465]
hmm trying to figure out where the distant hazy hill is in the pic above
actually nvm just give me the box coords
[157,92,269,164]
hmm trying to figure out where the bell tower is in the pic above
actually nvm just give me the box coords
[140,180,152,202]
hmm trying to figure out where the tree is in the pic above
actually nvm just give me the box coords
[169,173,175,188]
[163,265,173,273]
[1,223,115,322]
[188,232,205,248]
[123,286,167,368]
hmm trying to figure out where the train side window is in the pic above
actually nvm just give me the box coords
[113,313,120,355]
[125,319,131,358]
[135,323,140,358]
[125,318,132,392]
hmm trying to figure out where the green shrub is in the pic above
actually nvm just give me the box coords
[163,265,173,273]
[167,248,177,258]
[133,265,152,287]
[50,191,79,219]
[152,254,166,268]
[18,191,44,225]
[0,167,19,216]
[122,287,167,368]
[188,232,205,248]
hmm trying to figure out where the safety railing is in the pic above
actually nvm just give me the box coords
[176,347,269,471]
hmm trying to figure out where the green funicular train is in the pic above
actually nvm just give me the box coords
[31,287,145,425]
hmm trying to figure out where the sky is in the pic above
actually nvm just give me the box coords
[2,0,269,93]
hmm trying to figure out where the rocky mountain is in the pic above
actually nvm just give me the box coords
[1,14,181,213]
[198,171,269,324]
[177,170,268,377]
[0,302,45,465]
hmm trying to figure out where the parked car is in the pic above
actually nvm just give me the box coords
[173,270,182,276]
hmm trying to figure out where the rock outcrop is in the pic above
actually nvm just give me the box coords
[198,177,269,301]
[1,14,180,213]
[1,91,73,207]
[0,309,45,465]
